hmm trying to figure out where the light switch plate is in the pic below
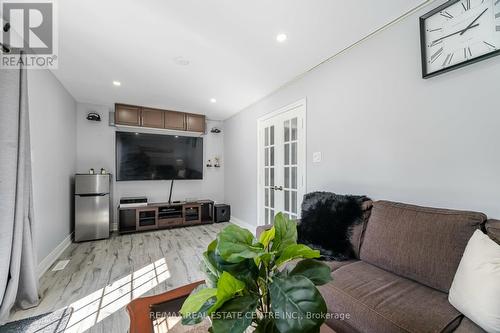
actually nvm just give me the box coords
[313,152,322,163]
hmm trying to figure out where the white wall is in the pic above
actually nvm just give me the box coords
[76,103,225,228]
[224,2,500,227]
[28,70,77,264]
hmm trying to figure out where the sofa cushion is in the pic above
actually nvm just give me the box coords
[324,259,358,272]
[318,261,462,333]
[359,201,486,292]
[486,219,500,244]
[448,230,500,333]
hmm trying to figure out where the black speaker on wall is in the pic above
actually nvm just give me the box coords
[214,204,230,223]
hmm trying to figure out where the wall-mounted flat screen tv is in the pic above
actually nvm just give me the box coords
[116,131,203,181]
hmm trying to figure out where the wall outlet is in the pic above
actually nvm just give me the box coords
[313,152,322,163]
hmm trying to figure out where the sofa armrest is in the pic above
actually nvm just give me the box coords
[486,219,500,244]
[256,224,273,238]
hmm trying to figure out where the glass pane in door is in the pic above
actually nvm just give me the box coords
[263,125,275,224]
[283,117,299,220]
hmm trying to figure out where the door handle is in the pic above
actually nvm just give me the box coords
[273,186,283,191]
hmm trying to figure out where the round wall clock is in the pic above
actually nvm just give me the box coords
[420,0,500,78]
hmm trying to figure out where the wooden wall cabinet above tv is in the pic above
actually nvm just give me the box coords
[115,105,141,126]
[141,108,164,129]
[115,103,205,133]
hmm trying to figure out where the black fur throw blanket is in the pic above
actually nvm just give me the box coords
[298,192,370,261]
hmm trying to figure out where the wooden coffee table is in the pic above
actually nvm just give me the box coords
[127,280,335,333]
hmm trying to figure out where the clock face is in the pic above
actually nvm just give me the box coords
[422,0,500,76]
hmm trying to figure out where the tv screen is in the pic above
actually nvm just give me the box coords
[116,131,203,181]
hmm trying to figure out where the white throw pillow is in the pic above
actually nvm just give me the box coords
[449,230,500,333]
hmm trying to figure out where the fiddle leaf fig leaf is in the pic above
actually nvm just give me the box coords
[254,317,278,333]
[207,239,218,252]
[275,244,320,266]
[217,271,245,297]
[201,252,220,288]
[259,226,276,248]
[271,213,297,252]
[216,225,264,263]
[212,251,259,289]
[208,271,246,314]
[255,252,275,268]
[289,259,332,286]
[180,285,217,325]
[269,275,327,333]
[202,239,223,288]
[211,295,258,333]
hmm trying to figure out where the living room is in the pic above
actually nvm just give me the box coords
[1,0,499,332]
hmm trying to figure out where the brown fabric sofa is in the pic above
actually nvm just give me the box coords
[257,200,495,333]
[486,219,500,244]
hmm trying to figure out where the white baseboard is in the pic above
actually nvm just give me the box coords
[37,233,73,278]
[230,217,258,235]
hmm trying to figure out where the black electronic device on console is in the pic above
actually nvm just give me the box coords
[120,197,148,208]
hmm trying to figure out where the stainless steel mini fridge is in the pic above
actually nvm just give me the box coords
[74,174,111,242]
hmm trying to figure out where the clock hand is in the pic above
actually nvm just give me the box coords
[431,23,479,44]
[460,7,488,35]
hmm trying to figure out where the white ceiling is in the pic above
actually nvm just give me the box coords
[54,0,427,120]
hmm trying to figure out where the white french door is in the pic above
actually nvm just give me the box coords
[257,99,306,226]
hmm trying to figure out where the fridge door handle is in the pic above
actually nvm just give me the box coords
[77,193,108,197]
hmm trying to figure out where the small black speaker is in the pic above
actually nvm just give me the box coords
[214,204,230,223]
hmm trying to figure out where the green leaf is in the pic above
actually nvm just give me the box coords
[201,256,219,288]
[259,226,276,248]
[216,225,264,263]
[254,317,278,333]
[211,251,259,289]
[209,272,246,313]
[305,326,322,333]
[269,275,327,333]
[211,295,258,333]
[207,239,218,252]
[202,239,223,288]
[217,272,245,299]
[275,244,320,266]
[202,251,221,283]
[271,213,297,252]
[180,286,217,324]
[254,252,275,268]
[289,259,332,286]
[182,296,216,325]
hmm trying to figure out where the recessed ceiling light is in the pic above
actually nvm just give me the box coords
[113,81,121,86]
[276,33,287,43]
[210,98,217,103]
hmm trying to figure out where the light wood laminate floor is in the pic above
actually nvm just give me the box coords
[8,223,230,333]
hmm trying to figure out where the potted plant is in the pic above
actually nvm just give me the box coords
[180,213,332,333]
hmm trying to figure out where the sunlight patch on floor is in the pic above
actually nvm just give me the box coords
[48,258,171,333]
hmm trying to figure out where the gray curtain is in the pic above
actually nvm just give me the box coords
[0,55,40,324]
